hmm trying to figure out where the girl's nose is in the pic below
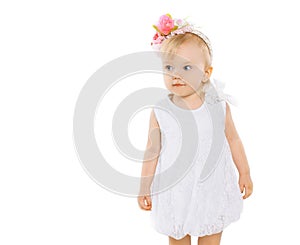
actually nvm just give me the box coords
[172,72,182,80]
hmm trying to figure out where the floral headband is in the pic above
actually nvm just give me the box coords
[151,14,213,59]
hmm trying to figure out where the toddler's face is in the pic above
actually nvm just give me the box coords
[161,40,212,97]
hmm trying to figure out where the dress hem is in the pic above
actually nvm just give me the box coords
[150,214,241,240]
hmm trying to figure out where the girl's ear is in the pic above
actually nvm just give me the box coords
[203,66,213,82]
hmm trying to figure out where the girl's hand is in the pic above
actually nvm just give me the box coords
[137,194,152,211]
[238,173,253,199]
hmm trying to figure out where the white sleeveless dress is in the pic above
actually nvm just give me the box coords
[149,87,243,240]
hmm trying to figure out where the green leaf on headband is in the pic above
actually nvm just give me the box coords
[166,13,172,18]
[152,25,163,35]
[171,26,178,31]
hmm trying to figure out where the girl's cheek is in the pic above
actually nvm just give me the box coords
[163,73,173,80]
[185,80,202,91]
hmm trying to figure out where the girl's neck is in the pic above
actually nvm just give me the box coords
[171,91,205,110]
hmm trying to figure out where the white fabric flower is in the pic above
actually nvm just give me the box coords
[204,78,239,106]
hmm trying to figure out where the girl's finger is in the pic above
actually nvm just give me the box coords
[144,197,152,210]
[239,184,244,193]
[245,185,253,199]
[243,187,247,199]
[145,196,152,205]
[243,185,251,199]
[145,197,152,207]
[138,198,143,208]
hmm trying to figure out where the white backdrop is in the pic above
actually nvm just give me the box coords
[1,0,299,244]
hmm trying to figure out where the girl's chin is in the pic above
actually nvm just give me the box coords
[170,90,189,96]
[170,90,202,97]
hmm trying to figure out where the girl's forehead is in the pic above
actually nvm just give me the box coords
[161,52,206,65]
[162,41,207,64]
[162,55,192,64]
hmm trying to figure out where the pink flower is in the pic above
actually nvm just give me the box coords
[156,14,174,35]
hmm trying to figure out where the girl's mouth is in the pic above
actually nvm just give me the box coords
[172,84,186,87]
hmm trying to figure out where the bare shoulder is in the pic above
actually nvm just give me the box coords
[225,101,231,113]
[224,101,233,121]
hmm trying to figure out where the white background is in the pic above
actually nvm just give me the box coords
[1,0,299,244]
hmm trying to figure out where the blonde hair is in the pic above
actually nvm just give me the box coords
[160,32,212,100]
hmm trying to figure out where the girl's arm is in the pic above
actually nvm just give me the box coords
[138,109,161,197]
[224,102,253,199]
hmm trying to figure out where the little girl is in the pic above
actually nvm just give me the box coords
[137,14,253,245]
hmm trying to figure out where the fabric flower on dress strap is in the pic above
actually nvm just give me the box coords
[204,78,239,106]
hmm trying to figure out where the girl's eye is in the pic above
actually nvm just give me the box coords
[165,65,174,71]
[183,65,192,71]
